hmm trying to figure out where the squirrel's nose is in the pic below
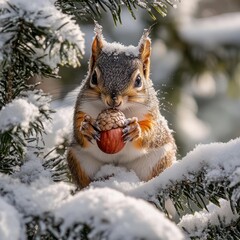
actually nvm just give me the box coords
[107,96,122,108]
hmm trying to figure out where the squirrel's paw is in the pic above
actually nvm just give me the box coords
[80,115,100,143]
[122,117,141,143]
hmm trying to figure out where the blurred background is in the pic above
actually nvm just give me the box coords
[42,0,240,157]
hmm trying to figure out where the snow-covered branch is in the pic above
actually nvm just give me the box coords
[0,90,52,173]
[0,173,184,240]
[0,99,40,133]
[0,0,84,69]
[91,138,240,219]
[0,197,22,240]
[1,137,239,239]
[179,199,240,239]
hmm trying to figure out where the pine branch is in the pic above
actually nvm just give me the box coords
[0,0,85,107]
[92,140,240,238]
[25,213,91,240]
[119,140,240,220]
[0,90,52,174]
[0,0,84,174]
[43,153,69,182]
[183,217,240,240]
[179,199,240,239]
[89,139,240,239]
[0,1,84,105]
[56,0,178,24]
[152,166,239,217]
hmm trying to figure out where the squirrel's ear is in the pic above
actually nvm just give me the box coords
[90,22,104,70]
[138,29,151,79]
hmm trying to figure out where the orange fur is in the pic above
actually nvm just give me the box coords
[133,113,154,149]
[139,38,151,79]
[147,150,174,180]
[74,111,90,148]
[67,148,90,188]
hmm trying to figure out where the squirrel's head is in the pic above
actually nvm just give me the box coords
[84,23,152,110]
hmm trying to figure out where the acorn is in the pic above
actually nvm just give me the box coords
[96,109,126,154]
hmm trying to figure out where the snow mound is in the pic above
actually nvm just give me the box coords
[0,0,84,68]
[0,99,40,133]
[0,197,21,240]
[0,174,184,240]
[178,199,238,237]
[90,137,240,204]
[102,41,139,56]
[56,188,184,240]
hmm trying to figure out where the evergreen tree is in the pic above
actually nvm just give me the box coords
[0,0,239,239]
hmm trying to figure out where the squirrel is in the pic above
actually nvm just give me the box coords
[67,23,177,189]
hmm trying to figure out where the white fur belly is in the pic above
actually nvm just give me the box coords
[73,141,147,179]
[74,142,174,181]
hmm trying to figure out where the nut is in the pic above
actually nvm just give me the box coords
[97,128,125,154]
[96,109,126,131]
[96,109,126,154]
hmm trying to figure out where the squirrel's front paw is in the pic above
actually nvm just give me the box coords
[80,115,100,143]
[122,117,141,143]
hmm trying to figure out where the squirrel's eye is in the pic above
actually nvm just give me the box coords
[134,75,142,88]
[91,71,98,86]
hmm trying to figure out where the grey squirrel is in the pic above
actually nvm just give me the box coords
[67,23,176,188]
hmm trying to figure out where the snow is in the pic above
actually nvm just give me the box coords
[24,90,51,112]
[0,0,239,238]
[13,152,51,184]
[141,137,240,196]
[1,132,238,239]
[0,174,73,216]
[0,197,21,240]
[94,22,139,56]
[57,188,184,240]
[102,41,139,57]
[229,167,240,188]
[43,105,73,152]
[178,199,239,237]
[25,87,239,238]
[0,99,40,133]
[93,165,142,192]
[0,174,184,240]
[136,0,147,8]
[0,0,84,68]
[42,88,77,154]
[90,137,240,205]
